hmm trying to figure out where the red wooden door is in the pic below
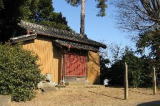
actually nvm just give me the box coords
[64,53,86,77]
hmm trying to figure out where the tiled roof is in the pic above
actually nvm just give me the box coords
[54,39,99,51]
[10,34,37,43]
[18,20,106,49]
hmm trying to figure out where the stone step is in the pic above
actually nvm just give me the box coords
[66,84,105,88]
[38,81,57,88]
[67,81,88,86]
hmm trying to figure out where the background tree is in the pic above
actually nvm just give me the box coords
[136,30,160,75]
[65,0,107,35]
[24,0,71,30]
[0,0,71,42]
[100,55,110,84]
[0,0,26,41]
[114,0,160,77]
[114,0,160,32]
[102,46,153,87]
[0,0,4,10]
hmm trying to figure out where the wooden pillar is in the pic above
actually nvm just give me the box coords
[153,67,157,95]
[124,62,128,100]
[60,54,63,84]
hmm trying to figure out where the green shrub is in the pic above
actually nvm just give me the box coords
[0,44,44,101]
[107,50,152,87]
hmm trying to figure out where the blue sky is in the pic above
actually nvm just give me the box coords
[53,0,134,49]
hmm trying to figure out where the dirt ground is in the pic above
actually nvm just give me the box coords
[11,85,160,106]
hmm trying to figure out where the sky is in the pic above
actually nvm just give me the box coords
[53,0,135,49]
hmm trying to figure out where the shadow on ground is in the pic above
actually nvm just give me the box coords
[129,89,153,96]
[88,90,124,100]
[137,101,160,106]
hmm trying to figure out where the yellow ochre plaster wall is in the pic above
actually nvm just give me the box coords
[22,38,61,83]
[87,51,100,84]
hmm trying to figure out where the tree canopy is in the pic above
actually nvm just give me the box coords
[113,0,160,75]
[65,0,107,16]
[0,0,71,42]
[100,46,153,87]
[114,0,160,32]
[0,0,4,10]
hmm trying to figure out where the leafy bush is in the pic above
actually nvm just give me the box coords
[0,44,44,101]
[104,50,152,87]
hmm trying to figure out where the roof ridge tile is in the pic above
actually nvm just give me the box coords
[18,20,106,48]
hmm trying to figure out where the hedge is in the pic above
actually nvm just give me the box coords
[0,44,44,101]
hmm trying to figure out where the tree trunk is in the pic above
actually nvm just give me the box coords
[80,0,85,36]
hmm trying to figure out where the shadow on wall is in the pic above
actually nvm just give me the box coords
[88,52,101,85]
[87,66,101,85]
[93,75,100,84]
[88,52,99,66]
[52,44,62,83]
[137,101,160,106]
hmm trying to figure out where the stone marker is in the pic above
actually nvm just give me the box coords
[0,95,11,106]
[38,74,58,92]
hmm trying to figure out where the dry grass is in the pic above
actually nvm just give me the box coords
[11,85,160,106]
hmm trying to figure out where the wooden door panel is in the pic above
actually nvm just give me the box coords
[64,53,86,77]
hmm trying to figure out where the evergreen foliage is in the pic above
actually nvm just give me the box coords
[100,55,110,84]
[137,30,160,76]
[96,0,107,16]
[24,0,70,30]
[0,0,4,10]
[113,0,160,85]
[0,0,71,42]
[100,48,153,87]
[65,0,107,16]
[0,44,44,101]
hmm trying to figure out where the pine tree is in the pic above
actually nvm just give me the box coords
[0,0,4,10]
[0,0,27,41]
[0,0,71,42]
[65,0,107,35]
